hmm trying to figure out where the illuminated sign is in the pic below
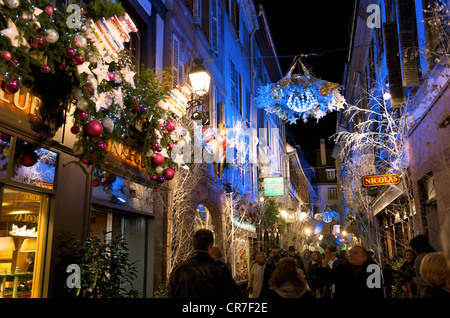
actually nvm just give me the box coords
[362,173,401,188]
[0,89,41,117]
[233,218,256,233]
[264,177,284,196]
[107,141,144,169]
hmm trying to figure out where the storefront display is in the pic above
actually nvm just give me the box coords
[0,187,48,298]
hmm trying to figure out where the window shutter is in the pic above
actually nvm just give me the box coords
[193,0,201,25]
[383,22,404,107]
[172,34,180,88]
[397,0,420,87]
[210,0,218,53]
[230,61,238,107]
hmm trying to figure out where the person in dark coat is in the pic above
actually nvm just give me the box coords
[288,246,306,274]
[168,229,242,298]
[317,245,385,298]
[410,234,435,297]
[259,247,288,298]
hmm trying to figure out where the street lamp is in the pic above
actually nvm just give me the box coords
[189,59,211,97]
[187,59,211,125]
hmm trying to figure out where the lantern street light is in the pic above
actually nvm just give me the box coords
[187,59,212,125]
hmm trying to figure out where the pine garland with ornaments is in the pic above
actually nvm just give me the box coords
[0,0,186,191]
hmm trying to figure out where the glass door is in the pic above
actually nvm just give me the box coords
[0,186,48,298]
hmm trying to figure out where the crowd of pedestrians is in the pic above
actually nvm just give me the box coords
[168,216,450,299]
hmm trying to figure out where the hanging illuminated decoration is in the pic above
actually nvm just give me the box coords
[255,56,346,124]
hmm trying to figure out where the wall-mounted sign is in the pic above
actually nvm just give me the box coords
[362,173,401,188]
[107,140,144,169]
[264,177,284,196]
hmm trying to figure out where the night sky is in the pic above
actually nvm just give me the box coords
[253,0,354,153]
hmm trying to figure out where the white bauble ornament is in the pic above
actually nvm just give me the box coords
[74,34,87,47]
[77,99,89,110]
[46,29,59,43]
[4,0,20,9]
[155,166,164,174]
[102,117,114,133]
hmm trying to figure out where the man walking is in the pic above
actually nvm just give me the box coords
[168,229,242,298]
[317,245,384,298]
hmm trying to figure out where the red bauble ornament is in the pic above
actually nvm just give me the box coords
[58,62,67,71]
[29,35,45,50]
[70,126,79,134]
[151,175,157,181]
[79,111,88,121]
[0,51,11,61]
[163,168,175,181]
[85,120,103,138]
[20,151,38,167]
[81,158,89,165]
[92,179,100,187]
[44,6,54,15]
[108,72,115,81]
[166,119,177,132]
[1,79,19,94]
[168,143,175,150]
[97,141,107,151]
[41,65,50,73]
[154,188,160,192]
[151,153,164,166]
[66,48,75,58]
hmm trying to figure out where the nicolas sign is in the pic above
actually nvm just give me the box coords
[362,174,401,188]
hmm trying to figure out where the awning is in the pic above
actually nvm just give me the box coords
[371,183,405,216]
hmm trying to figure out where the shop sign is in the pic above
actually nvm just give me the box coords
[362,173,401,188]
[107,140,144,169]
[0,89,41,118]
[232,218,256,233]
[264,177,284,196]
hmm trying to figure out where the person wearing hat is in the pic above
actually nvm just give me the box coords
[288,246,306,276]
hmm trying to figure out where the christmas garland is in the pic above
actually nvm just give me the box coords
[0,0,187,191]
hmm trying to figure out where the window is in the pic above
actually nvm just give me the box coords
[231,0,240,38]
[172,34,183,88]
[230,60,239,109]
[328,188,337,200]
[0,186,48,298]
[193,0,202,25]
[326,169,336,181]
[210,0,218,53]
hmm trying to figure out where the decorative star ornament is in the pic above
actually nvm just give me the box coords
[112,87,123,109]
[1,19,29,47]
[121,64,136,88]
[287,115,298,125]
[92,61,109,84]
[76,61,92,76]
[94,91,108,112]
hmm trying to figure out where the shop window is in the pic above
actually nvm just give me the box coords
[11,139,57,190]
[128,181,153,213]
[0,131,11,178]
[92,170,154,213]
[0,186,47,298]
[92,173,127,207]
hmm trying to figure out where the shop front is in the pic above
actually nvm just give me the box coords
[0,90,57,298]
[0,86,157,297]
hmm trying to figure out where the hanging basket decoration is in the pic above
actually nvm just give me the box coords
[255,56,346,124]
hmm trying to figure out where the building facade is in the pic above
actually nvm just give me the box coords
[336,0,449,261]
